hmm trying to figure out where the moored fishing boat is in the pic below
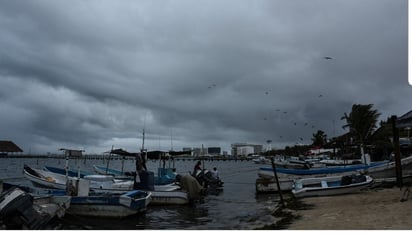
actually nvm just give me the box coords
[274,158,311,169]
[258,160,389,178]
[23,164,68,190]
[252,156,271,164]
[92,164,179,185]
[366,155,412,178]
[23,164,134,193]
[25,165,191,205]
[133,176,190,205]
[44,166,92,178]
[68,190,151,218]
[319,159,362,166]
[291,174,373,198]
[149,189,189,205]
[88,173,190,205]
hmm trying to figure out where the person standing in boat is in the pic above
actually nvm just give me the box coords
[134,152,146,183]
[193,161,202,176]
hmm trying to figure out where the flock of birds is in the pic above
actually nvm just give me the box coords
[203,56,334,145]
[261,56,334,144]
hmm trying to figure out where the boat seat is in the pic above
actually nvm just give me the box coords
[321,180,328,188]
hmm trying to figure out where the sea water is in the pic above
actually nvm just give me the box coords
[0,157,281,230]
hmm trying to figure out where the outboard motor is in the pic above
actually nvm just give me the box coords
[0,187,54,229]
[194,169,224,193]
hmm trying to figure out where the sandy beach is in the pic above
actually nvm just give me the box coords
[285,186,412,230]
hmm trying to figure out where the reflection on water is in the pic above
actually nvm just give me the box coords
[1,157,281,230]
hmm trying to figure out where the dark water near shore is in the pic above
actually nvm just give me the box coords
[1,157,281,230]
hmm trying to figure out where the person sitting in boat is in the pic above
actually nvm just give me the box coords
[175,174,206,201]
[211,167,219,180]
[193,161,202,176]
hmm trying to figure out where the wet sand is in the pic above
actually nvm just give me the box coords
[286,186,412,230]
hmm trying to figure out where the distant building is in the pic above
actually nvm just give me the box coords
[182,147,193,156]
[59,148,84,158]
[207,147,221,156]
[237,146,254,156]
[231,143,263,157]
[0,140,23,156]
[396,110,412,128]
[192,147,202,157]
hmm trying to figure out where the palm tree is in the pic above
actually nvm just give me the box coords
[312,130,328,147]
[341,104,381,161]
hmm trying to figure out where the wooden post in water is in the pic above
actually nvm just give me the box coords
[391,115,403,188]
[270,157,285,207]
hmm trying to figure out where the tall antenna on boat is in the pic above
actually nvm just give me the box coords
[141,115,146,153]
[141,128,145,152]
[170,128,174,151]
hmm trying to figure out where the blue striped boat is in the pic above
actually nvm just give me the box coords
[258,160,389,177]
[44,166,92,178]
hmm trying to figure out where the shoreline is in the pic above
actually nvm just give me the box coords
[277,185,412,230]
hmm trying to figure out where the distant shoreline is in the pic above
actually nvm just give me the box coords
[0,154,253,161]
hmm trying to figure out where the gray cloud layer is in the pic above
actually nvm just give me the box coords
[0,0,409,154]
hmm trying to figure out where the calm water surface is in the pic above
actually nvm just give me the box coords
[1,157,281,230]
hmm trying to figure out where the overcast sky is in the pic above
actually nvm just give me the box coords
[0,0,409,155]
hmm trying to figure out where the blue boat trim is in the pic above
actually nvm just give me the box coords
[260,161,389,175]
[44,166,91,178]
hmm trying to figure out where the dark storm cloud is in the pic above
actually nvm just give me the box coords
[0,0,409,154]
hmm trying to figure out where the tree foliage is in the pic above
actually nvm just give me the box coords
[312,130,327,147]
[341,104,381,145]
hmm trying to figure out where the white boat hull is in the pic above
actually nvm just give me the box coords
[150,190,189,205]
[23,167,68,190]
[292,175,373,198]
[67,191,151,218]
[24,165,134,193]
[252,156,271,164]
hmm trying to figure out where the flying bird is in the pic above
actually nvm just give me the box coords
[323,56,333,60]
[318,94,323,98]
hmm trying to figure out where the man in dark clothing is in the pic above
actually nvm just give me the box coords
[193,161,202,176]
